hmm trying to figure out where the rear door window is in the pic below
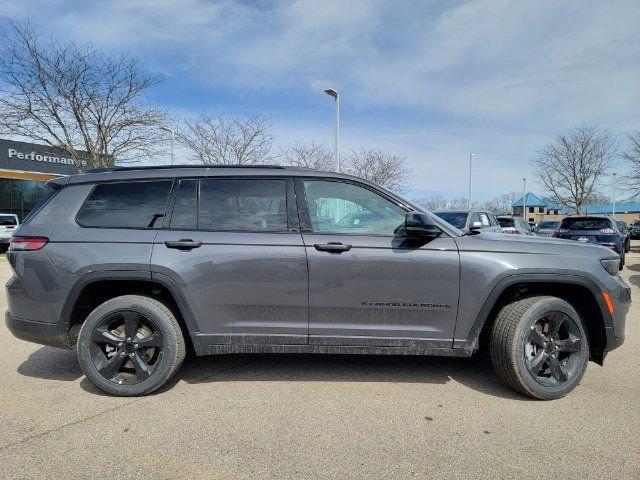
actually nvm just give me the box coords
[77,180,173,229]
[198,178,288,232]
[170,179,198,230]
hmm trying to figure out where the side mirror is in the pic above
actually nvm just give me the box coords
[470,221,483,230]
[404,212,443,239]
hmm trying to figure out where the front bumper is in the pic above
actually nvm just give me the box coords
[602,276,631,353]
[5,312,73,349]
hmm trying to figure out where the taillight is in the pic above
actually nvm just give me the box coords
[599,228,616,234]
[9,236,48,251]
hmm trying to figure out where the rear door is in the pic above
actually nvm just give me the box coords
[151,176,309,345]
[297,178,460,347]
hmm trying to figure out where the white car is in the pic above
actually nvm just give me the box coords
[0,214,19,244]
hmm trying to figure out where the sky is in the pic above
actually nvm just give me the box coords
[1,0,639,202]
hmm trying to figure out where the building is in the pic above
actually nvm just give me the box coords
[0,139,83,220]
[512,193,565,224]
[582,202,640,225]
[512,192,640,225]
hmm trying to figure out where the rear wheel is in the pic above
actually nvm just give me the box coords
[490,296,589,400]
[77,295,186,396]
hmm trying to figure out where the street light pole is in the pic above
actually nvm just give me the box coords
[522,177,527,220]
[468,153,477,208]
[612,172,617,218]
[324,88,340,172]
[160,127,175,165]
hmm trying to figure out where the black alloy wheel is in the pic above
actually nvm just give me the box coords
[524,311,582,387]
[91,310,164,385]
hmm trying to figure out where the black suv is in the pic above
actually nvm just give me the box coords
[5,166,629,399]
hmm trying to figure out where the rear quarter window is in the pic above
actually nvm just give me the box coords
[77,180,173,229]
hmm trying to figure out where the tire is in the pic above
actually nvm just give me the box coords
[77,295,186,396]
[490,296,589,400]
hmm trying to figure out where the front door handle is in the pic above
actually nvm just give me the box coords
[164,239,202,251]
[314,242,352,253]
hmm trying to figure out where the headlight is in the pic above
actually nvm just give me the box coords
[601,258,620,275]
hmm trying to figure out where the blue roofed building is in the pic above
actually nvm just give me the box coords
[512,193,565,224]
[512,193,640,225]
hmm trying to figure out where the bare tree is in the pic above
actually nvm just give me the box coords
[414,196,473,211]
[622,130,640,199]
[483,192,520,214]
[279,141,335,171]
[0,21,167,170]
[533,126,616,214]
[346,147,410,191]
[177,113,273,165]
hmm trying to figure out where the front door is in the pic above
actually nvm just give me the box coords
[151,177,308,345]
[297,178,460,348]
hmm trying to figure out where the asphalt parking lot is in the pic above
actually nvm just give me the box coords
[0,247,639,480]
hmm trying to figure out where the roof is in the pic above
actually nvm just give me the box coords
[48,164,343,189]
[513,192,547,208]
[582,202,640,215]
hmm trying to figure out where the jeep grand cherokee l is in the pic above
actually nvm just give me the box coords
[5,166,630,399]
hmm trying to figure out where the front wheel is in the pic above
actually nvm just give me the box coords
[77,295,186,396]
[490,296,589,400]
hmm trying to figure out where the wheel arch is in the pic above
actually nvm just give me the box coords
[464,273,611,364]
[61,270,200,350]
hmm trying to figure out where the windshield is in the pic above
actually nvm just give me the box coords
[434,212,468,229]
[538,221,559,229]
[0,215,17,226]
[560,218,612,230]
[497,218,514,227]
[616,221,628,232]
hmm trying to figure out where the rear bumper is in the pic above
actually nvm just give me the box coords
[5,311,72,349]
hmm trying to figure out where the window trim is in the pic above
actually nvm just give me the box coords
[164,176,298,234]
[75,179,175,230]
[294,177,419,238]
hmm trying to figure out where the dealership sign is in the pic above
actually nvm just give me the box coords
[0,139,86,175]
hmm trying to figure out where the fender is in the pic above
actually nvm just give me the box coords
[59,269,201,337]
[454,272,610,352]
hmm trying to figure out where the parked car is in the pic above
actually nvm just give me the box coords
[5,166,629,400]
[616,221,631,253]
[630,219,640,239]
[433,209,503,233]
[496,216,535,235]
[554,216,625,269]
[537,220,560,237]
[0,214,19,247]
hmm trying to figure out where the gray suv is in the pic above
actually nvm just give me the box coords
[5,166,629,399]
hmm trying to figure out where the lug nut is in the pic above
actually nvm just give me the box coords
[120,352,125,356]
[134,344,138,348]
[129,353,134,358]
[118,342,123,347]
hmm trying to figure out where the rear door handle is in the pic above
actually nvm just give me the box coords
[314,242,352,253]
[164,239,202,251]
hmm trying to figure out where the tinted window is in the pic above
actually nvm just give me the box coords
[559,218,613,230]
[77,181,172,228]
[303,180,405,235]
[170,179,197,230]
[199,179,288,232]
[0,215,17,226]
[497,217,515,227]
[434,212,468,229]
[538,221,559,229]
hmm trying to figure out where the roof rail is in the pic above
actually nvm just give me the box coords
[86,164,286,173]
